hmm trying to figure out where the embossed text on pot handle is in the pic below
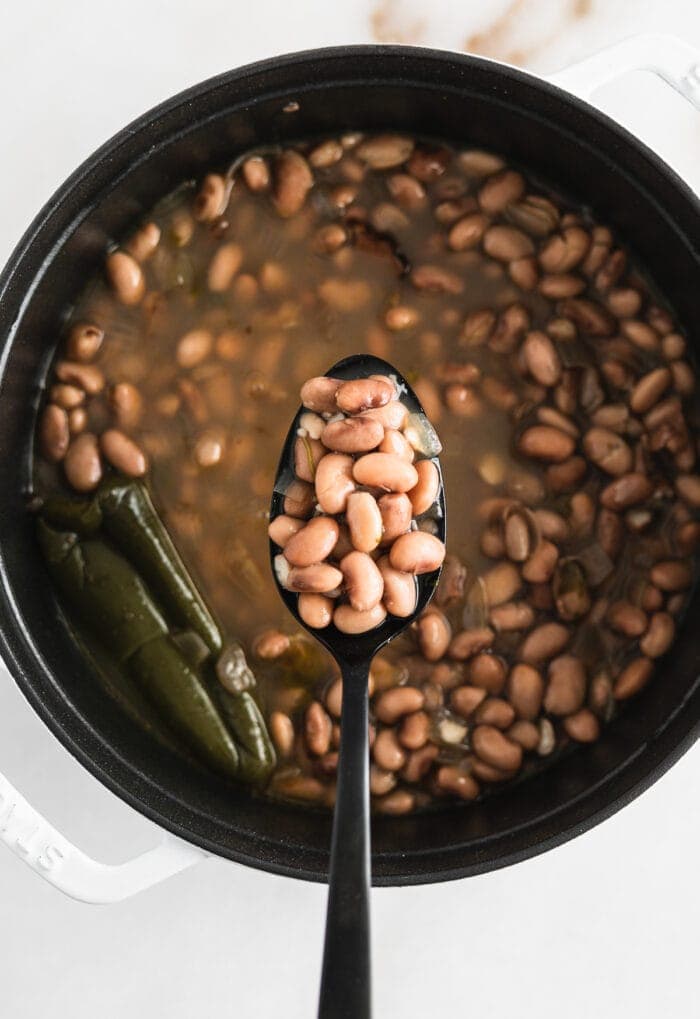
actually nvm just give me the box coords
[0,769,207,903]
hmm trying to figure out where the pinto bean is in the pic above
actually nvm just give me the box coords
[268,517,305,550]
[376,493,411,545]
[539,273,585,298]
[346,492,383,553]
[481,562,521,607]
[436,766,480,800]
[253,630,290,659]
[450,685,487,718]
[335,377,394,414]
[507,663,544,720]
[356,134,413,169]
[378,556,417,617]
[269,711,295,757]
[518,426,575,463]
[411,264,464,295]
[109,382,143,430]
[341,551,384,611]
[538,226,590,273]
[558,298,616,337]
[416,609,451,661]
[353,453,418,492]
[284,517,340,567]
[544,655,586,715]
[314,454,355,514]
[650,560,691,591]
[398,710,430,750]
[63,433,102,492]
[207,243,243,291]
[600,473,653,510]
[522,331,561,387]
[298,593,334,629]
[468,653,507,693]
[300,376,342,413]
[474,696,515,729]
[372,728,407,771]
[621,319,659,352]
[520,622,570,665]
[39,404,70,462]
[483,225,534,261]
[407,459,439,516]
[375,790,415,814]
[629,367,672,414]
[65,323,104,362]
[490,601,535,631]
[361,401,408,430]
[582,427,632,476]
[445,384,483,418]
[194,173,227,220]
[639,612,675,658]
[50,384,84,409]
[448,213,490,250]
[105,251,145,305]
[321,416,384,454]
[390,532,446,574]
[478,170,525,214]
[375,686,425,724]
[305,701,332,756]
[614,656,654,700]
[607,601,647,637]
[273,150,314,217]
[99,429,148,477]
[287,563,343,593]
[564,709,600,742]
[334,602,387,634]
[448,627,495,661]
[522,540,558,584]
[370,765,397,797]
[472,725,522,772]
[379,429,415,462]
[55,361,105,395]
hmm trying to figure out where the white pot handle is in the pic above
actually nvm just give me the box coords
[0,769,207,903]
[549,32,700,111]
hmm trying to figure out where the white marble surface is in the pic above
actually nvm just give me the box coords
[1,2,699,1016]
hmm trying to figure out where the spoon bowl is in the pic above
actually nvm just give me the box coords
[269,353,446,1019]
[270,353,447,661]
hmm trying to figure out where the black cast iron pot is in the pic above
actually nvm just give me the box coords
[0,46,698,886]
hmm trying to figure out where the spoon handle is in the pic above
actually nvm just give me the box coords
[317,659,371,1019]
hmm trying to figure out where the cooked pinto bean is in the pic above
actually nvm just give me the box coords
[390,532,446,574]
[378,556,418,617]
[284,517,340,567]
[375,686,425,724]
[99,429,148,477]
[340,551,384,611]
[63,433,102,492]
[298,593,334,629]
[416,609,451,661]
[39,404,70,462]
[614,657,654,700]
[346,492,383,553]
[321,416,384,453]
[472,725,522,772]
[544,655,586,715]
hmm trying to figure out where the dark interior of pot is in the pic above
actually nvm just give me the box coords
[0,48,699,884]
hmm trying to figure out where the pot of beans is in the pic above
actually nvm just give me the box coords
[0,36,699,903]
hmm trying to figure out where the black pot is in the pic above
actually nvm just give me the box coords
[0,46,698,886]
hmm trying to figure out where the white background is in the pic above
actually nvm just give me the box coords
[1,2,700,1016]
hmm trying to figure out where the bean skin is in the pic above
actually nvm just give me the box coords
[284,517,340,567]
[520,622,570,665]
[298,593,334,629]
[375,687,425,724]
[321,415,384,453]
[300,376,343,413]
[436,767,479,800]
[334,602,387,634]
[287,563,343,593]
[378,493,413,544]
[508,663,544,719]
[639,612,675,658]
[451,685,487,717]
[100,429,148,477]
[416,609,451,661]
[39,404,69,462]
[341,551,384,611]
[563,709,600,742]
[472,724,522,772]
[408,459,439,515]
[269,711,295,757]
[294,435,325,482]
[390,532,446,574]
[518,426,575,463]
[353,452,418,492]
[377,556,417,618]
[336,377,394,413]
[64,433,102,492]
[613,657,654,700]
[315,453,356,514]
[305,701,332,756]
[105,251,145,305]
[544,655,586,715]
[66,323,104,362]
[346,491,383,553]
[273,150,314,217]
[373,728,407,771]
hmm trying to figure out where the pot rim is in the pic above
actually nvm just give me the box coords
[0,44,698,885]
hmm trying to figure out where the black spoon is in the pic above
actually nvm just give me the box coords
[269,354,446,1019]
